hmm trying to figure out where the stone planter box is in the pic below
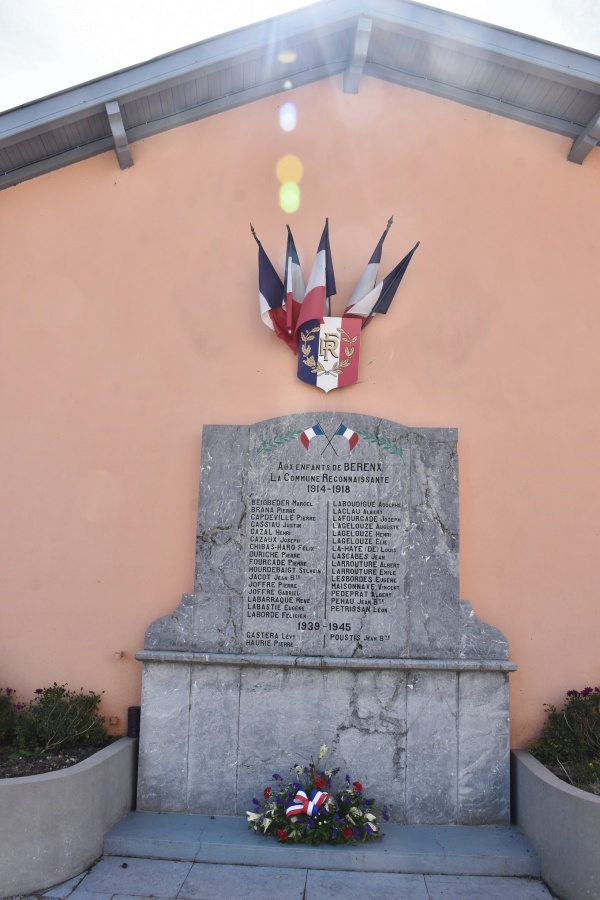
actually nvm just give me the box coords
[0,737,138,897]
[512,750,600,900]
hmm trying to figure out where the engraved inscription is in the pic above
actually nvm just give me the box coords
[243,432,410,657]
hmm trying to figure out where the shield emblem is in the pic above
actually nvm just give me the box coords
[297,317,361,393]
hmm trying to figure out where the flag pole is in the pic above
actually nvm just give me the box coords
[285,224,293,335]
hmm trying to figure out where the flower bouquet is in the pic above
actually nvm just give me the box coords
[247,744,388,845]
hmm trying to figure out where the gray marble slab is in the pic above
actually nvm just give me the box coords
[405,671,458,824]
[137,663,191,812]
[146,414,463,661]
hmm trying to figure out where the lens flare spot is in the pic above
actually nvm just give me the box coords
[279,101,297,132]
[276,154,303,185]
[277,49,297,64]
[283,79,293,90]
[280,182,300,213]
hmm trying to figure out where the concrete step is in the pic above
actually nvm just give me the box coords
[104,812,541,878]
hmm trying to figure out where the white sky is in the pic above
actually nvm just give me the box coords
[0,0,599,113]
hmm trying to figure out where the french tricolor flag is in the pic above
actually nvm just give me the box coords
[344,218,392,311]
[344,241,420,329]
[294,219,336,337]
[283,225,305,338]
[300,424,324,450]
[335,423,359,450]
[252,225,296,350]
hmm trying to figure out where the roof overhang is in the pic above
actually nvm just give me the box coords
[1,0,599,190]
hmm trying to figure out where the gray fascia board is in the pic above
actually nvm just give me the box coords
[0,138,115,190]
[363,0,600,91]
[0,3,359,145]
[0,64,345,191]
[368,63,582,140]
[3,0,600,147]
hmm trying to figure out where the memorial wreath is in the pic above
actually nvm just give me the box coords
[247,744,388,845]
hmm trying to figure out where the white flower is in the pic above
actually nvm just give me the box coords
[246,812,261,822]
[365,812,376,821]
[318,743,328,761]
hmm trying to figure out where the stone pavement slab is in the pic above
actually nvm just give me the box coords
[306,869,430,899]
[104,812,540,877]
[41,873,86,898]
[104,813,206,862]
[69,858,192,898]
[43,859,556,900]
[424,875,554,899]
[179,862,306,899]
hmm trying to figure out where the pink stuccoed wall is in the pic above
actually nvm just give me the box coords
[1,76,599,746]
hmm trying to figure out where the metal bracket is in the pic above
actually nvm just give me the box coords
[105,101,133,169]
[343,17,372,95]
[568,108,600,164]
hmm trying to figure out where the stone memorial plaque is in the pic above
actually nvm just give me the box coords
[244,418,411,657]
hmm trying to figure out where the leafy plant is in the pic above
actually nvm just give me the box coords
[247,744,386,844]
[530,686,600,792]
[0,688,18,744]
[13,683,108,755]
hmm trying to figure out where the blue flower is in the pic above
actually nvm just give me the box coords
[252,798,259,806]
[272,773,282,781]
[383,804,390,822]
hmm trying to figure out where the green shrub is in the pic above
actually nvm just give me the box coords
[13,683,108,754]
[0,688,18,744]
[531,686,600,792]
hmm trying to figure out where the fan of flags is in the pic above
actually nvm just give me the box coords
[251,217,419,352]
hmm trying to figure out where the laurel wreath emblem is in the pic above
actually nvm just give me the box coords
[355,431,404,459]
[255,430,303,456]
[301,326,357,376]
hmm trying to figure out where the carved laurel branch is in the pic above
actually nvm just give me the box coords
[339,327,358,344]
[355,431,404,459]
[256,430,303,456]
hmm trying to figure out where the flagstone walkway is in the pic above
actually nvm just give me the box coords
[31,858,556,900]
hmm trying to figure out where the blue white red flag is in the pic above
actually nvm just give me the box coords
[295,220,336,337]
[344,241,420,328]
[298,317,361,393]
[252,225,296,350]
[345,218,392,311]
[283,225,305,338]
[300,423,324,450]
[335,423,359,450]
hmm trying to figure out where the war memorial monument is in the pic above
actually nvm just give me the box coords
[136,412,515,824]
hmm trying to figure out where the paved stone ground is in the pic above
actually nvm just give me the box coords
[5,857,558,900]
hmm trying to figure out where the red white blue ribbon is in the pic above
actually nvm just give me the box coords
[286,789,330,818]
